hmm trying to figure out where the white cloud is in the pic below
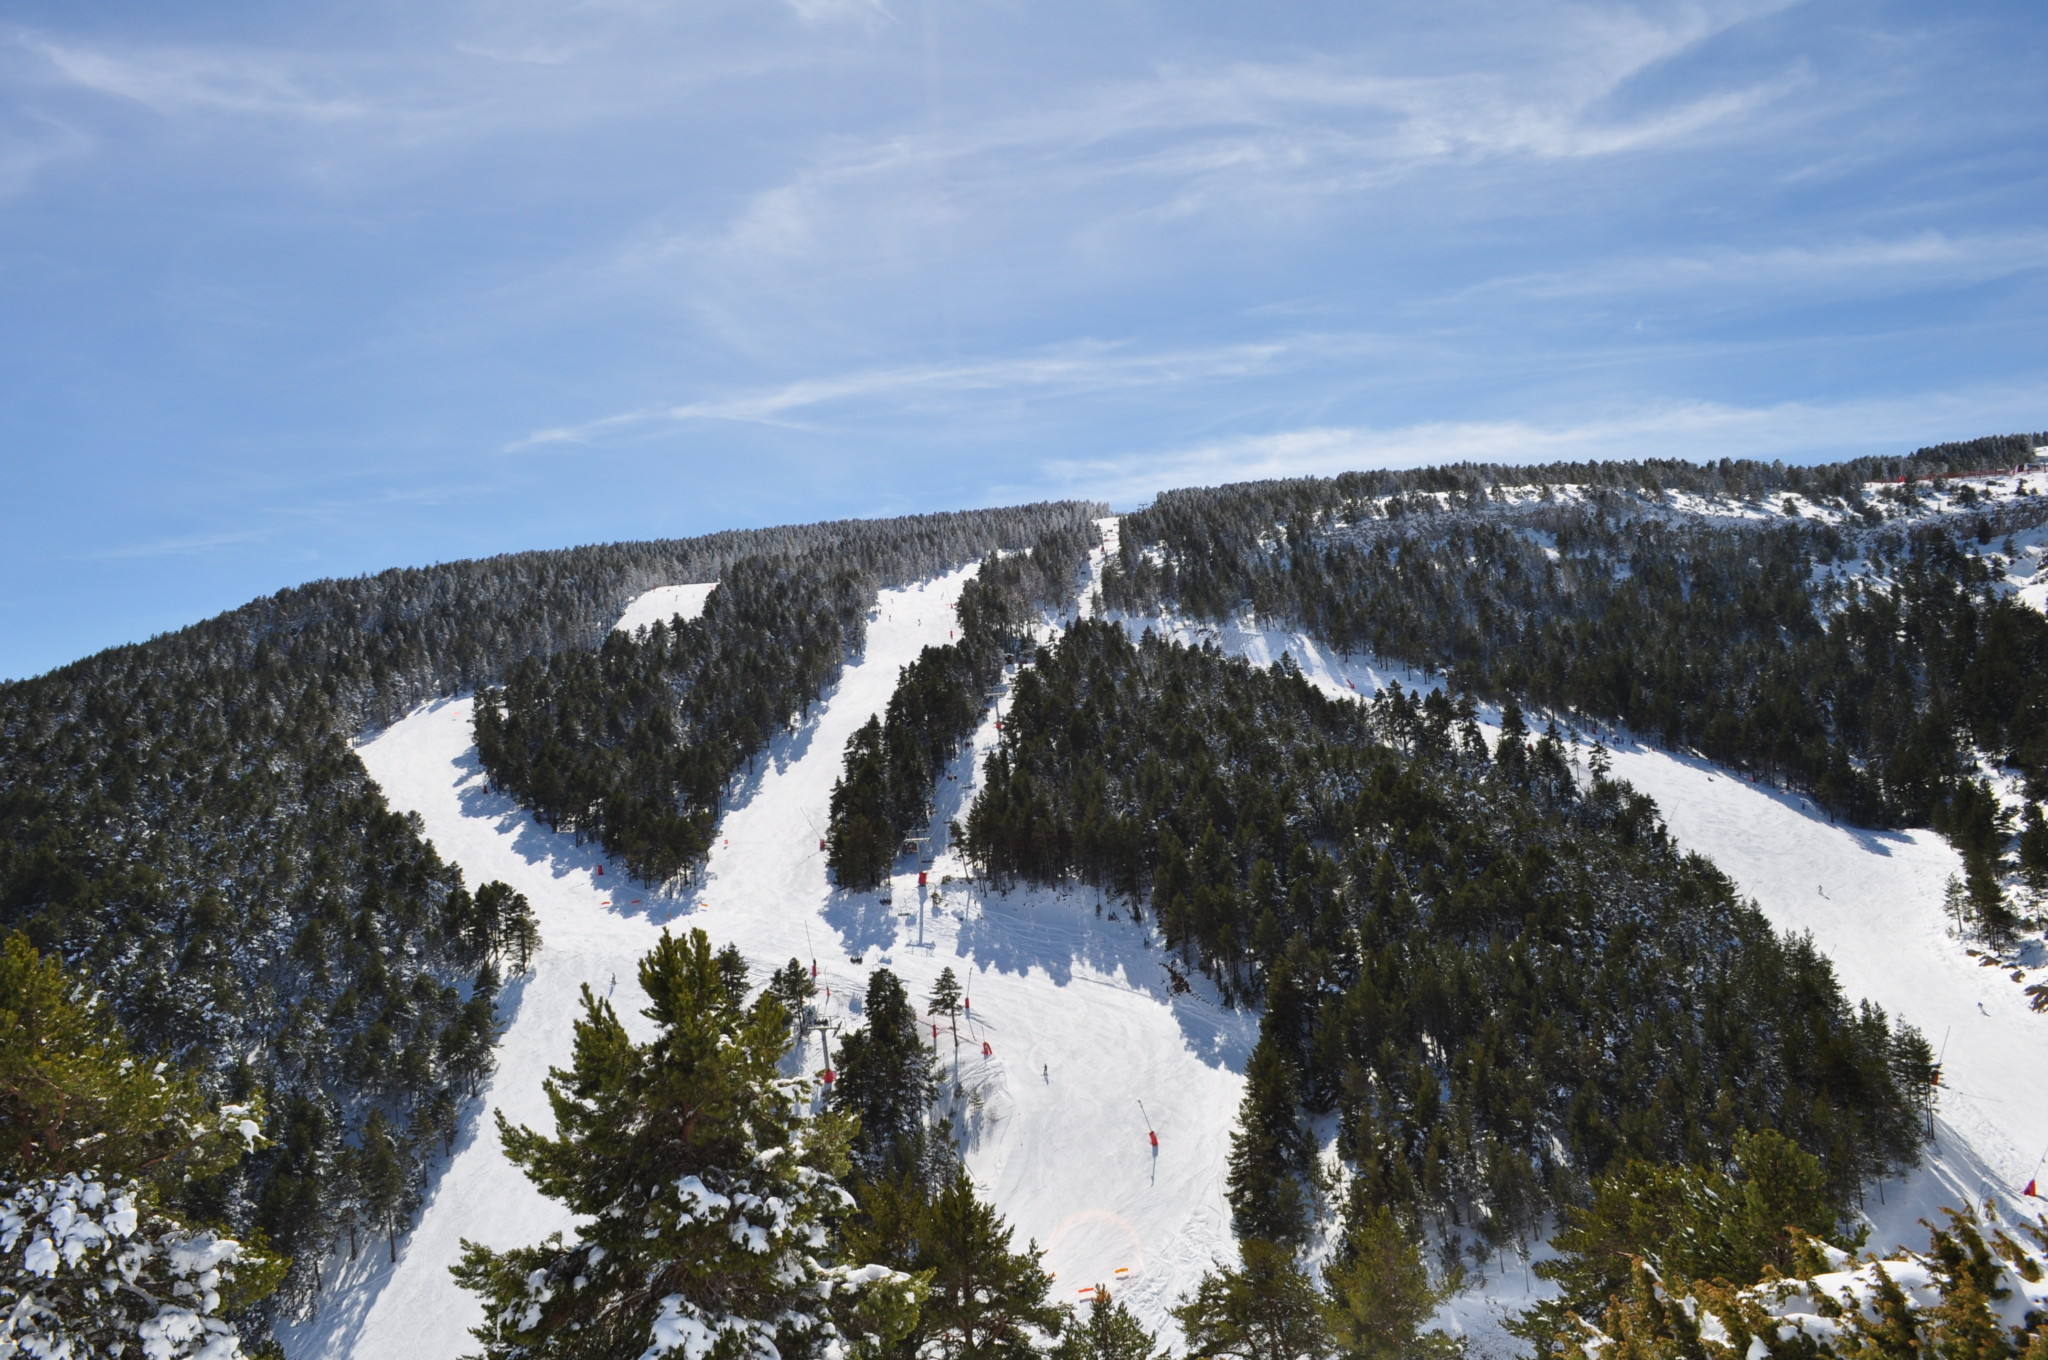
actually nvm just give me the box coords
[1463,231,2048,305]
[1049,387,2048,507]
[683,1,1807,273]
[507,337,1315,449]
[30,39,375,122]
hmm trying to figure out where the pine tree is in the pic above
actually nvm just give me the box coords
[357,1108,408,1263]
[767,957,818,1032]
[1531,1130,1845,1327]
[452,927,922,1360]
[2022,804,2048,889]
[929,968,964,1077]
[0,933,283,1355]
[834,970,943,1186]
[1225,1028,1313,1247]
[501,888,542,973]
[1172,1239,1332,1360]
[715,942,751,1008]
[1054,1286,1162,1360]
[915,1171,1064,1360]
[0,933,263,1188]
[1322,1204,1462,1360]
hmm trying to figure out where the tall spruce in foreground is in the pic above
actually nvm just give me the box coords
[1225,1023,1315,1247]
[1531,1205,2048,1360]
[1516,1128,1852,1338]
[1322,1204,1463,1360]
[451,928,923,1360]
[840,1170,1064,1360]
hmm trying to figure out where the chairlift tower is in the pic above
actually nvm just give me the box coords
[900,835,934,946]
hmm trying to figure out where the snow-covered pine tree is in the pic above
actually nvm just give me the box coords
[0,1170,279,1360]
[0,933,283,1357]
[451,927,923,1360]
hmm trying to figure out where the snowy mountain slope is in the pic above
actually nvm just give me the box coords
[286,503,2048,1360]
[283,557,1254,1358]
[1101,576,2043,1350]
[1120,597,2043,1217]
[611,581,718,634]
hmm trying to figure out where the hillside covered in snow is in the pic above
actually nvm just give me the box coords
[7,437,2048,1360]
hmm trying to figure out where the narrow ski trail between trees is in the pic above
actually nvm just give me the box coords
[284,554,1249,1359]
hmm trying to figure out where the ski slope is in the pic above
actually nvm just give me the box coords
[1111,599,2045,1347]
[283,556,1249,1359]
[611,581,717,634]
[286,518,2046,1360]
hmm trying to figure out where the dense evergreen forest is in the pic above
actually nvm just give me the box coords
[962,622,1932,1248]
[1104,435,2048,936]
[475,555,870,882]
[0,499,1101,1326]
[827,524,1099,887]
[473,506,1102,885]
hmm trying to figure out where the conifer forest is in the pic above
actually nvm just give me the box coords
[8,440,2048,1360]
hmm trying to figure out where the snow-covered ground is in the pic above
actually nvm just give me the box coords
[1105,601,2045,1352]
[286,513,2048,1360]
[284,556,1249,1358]
[611,581,717,634]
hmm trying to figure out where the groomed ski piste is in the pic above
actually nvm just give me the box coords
[285,511,2048,1360]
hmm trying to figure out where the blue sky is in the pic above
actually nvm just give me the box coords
[2,0,2045,679]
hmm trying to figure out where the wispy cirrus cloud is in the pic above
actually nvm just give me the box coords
[1461,231,2048,305]
[681,1,1806,273]
[1050,385,2048,508]
[27,38,383,122]
[506,337,1327,449]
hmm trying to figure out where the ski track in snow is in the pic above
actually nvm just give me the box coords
[288,514,2048,1360]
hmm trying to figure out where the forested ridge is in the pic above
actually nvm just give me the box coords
[475,555,871,882]
[1105,436,2048,937]
[963,621,1932,1250]
[473,506,1104,884]
[0,499,1101,1330]
[13,432,2048,1356]
[826,522,1100,888]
